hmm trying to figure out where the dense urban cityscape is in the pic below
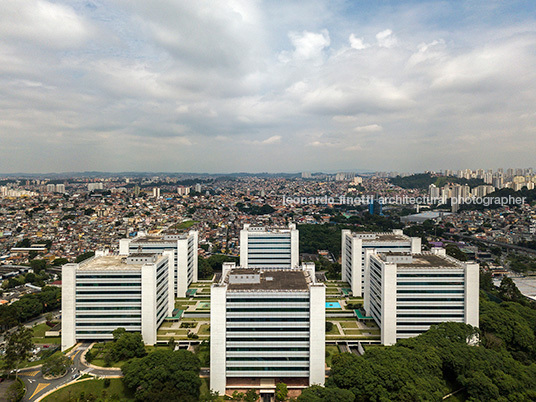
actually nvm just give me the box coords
[1,169,536,400]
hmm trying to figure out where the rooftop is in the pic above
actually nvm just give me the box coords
[350,231,410,242]
[225,268,309,291]
[77,254,165,271]
[379,252,460,268]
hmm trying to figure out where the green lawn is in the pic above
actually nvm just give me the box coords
[326,324,341,335]
[325,345,341,366]
[42,378,135,402]
[340,321,359,329]
[198,324,210,335]
[173,220,199,230]
[31,323,61,344]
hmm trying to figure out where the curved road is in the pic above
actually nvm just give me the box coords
[19,342,122,401]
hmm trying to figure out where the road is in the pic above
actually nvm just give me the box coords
[19,342,122,402]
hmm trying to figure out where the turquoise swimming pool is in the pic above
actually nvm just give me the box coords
[326,302,341,308]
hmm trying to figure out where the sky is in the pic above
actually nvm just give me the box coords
[1,0,536,174]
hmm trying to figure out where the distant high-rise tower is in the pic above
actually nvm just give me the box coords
[240,224,299,269]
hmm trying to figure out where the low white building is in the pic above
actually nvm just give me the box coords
[341,229,421,297]
[61,251,174,351]
[364,248,479,345]
[239,224,299,269]
[119,230,198,297]
[210,262,325,396]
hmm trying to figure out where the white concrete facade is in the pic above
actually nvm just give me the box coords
[364,249,480,345]
[210,264,324,395]
[210,285,227,395]
[341,229,421,297]
[119,230,198,297]
[239,224,299,268]
[61,253,173,351]
[309,284,326,386]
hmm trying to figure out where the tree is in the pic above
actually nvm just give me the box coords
[75,251,95,263]
[498,276,526,304]
[122,349,201,401]
[297,385,354,402]
[30,259,47,274]
[105,330,147,362]
[445,244,468,261]
[326,322,334,332]
[5,379,25,402]
[198,256,213,280]
[244,389,258,402]
[5,326,34,376]
[42,354,71,377]
[275,383,288,401]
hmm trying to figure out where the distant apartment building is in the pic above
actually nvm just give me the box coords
[88,182,104,191]
[239,224,299,269]
[119,230,198,297]
[341,229,421,297]
[56,184,66,193]
[210,262,325,396]
[61,251,174,351]
[364,248,479,345]
[46,184,56,193]
[177,186,190,196]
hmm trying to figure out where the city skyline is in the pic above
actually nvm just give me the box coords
[1,1,536,173]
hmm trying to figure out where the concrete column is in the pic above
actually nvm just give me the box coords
[352,238,362,297]
[464,262,480,327]
[341,230,350,282]
[410,237,422,254]
[118,238,131,255]
[363,249,374,315]
[191,230,199,283]
[61,263,77,351]
[210,285,227,395]
[291,225,299,268]
[309,284,325,386]
[141,263,157,345]
[163,251,175,316]
[177,238,188,297]
[381,262,397,345]
[239,227,248,268]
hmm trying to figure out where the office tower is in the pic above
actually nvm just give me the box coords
[61,251,174,351]
[239,224,299,269]
[153,187,161,198]
[364,248,479,345]
[341,229,421,297]
[119,230,198,297]
[210,262,325,396]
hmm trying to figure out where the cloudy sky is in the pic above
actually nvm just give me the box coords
[1,0,536,173]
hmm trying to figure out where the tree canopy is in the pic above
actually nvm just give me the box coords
[122,349,201,402]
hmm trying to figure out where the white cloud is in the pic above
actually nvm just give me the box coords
[354,124,382,132]
[1,1,536,172]
[279,30,330,63]
[0,0,92,48]
[349,34,369,50]
[376,29,398,48]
